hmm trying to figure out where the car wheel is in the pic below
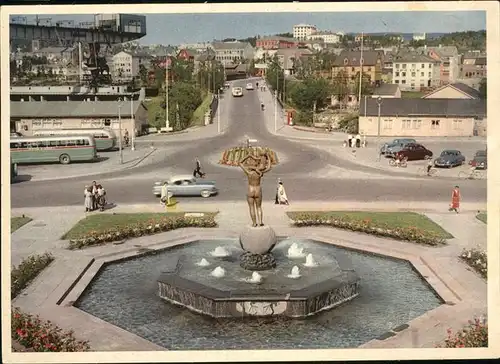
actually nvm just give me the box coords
[201,190,211,198]
[59,154,71,164]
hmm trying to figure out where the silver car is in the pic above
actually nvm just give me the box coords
[153,175,218,198]
[380,138,417,156]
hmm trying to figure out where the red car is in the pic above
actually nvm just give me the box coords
[395,143,433,161]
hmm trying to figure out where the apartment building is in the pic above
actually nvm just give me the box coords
[417,45,460,85]
[460,51,487,79]
[392,53,440,91]
[255,36,302,50]
[306,31,341,44]
[111,51,151,82]
[293,24,317,40]
[212,41,255,65]
[331,50,384,85]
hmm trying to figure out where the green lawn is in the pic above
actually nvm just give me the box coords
[11,216,32,233]
[192,92,213,126]
[401,91,426,99]
[287,211,453,239]
[476,212,487,224]
[62,212,218,240]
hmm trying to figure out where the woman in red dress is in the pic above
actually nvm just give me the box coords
[449,185,461,213]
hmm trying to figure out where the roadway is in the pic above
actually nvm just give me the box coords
[10,79,487,208]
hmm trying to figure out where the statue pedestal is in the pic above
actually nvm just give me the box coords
[239,225,278,271]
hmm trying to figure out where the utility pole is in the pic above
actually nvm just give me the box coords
[358,32,364,108]
[217,88,221,134]
[118,103,123,164]
[130,93,135,151]
[165,62,172,131]
[274,90,278,133]
[377,96,383,137]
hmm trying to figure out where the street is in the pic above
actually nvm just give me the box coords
[10,78,487,208]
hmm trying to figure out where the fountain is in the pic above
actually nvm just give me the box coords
[210,266,226,278]
[287,242,306,258]
[156,150,361,318]
[196,258,210,267]
[210,246,230,257]
[245,272,263,284]
[304,253,319,267]
[287,265,301,279]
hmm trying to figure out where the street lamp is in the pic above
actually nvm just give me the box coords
[376,96,383,138]
[274,90,278,133]
[217,89,221,134]
[165,65,172,132]
[130,93,135,151]
[118,102,123,164]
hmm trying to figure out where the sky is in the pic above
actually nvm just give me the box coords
[11,11,486,45]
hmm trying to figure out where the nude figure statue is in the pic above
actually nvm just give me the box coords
[238,151,272,227]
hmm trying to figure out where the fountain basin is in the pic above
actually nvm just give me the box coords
[157,240,360,318]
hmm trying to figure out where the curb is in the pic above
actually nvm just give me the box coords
[22,148,158,183]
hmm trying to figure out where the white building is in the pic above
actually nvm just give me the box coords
[413,33,426,41]
[293,24,318,40]
[178,42,213,53]
[392,53,440,91]
[306,31,341,44]
[111,51,151,82]
[211,41,255,65]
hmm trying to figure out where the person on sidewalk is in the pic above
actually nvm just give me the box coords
[355,133,361,148]
[91,180,98,211]
[449,185,461,213]
[426,159,434,176]
[277,180,290,205]
[275,178,281,204]
[96,184,107,211]
[84,186,93,213]
[160,181,170,206]
[193,157,205,178]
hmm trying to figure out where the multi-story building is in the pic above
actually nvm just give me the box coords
[293,24,317,40]
[211,41,255,65]
[178,42,213,53]
[460,51,487,79]
[275,48,313,75]
[255,36,302,50]
[412,33,426,41]
[111,51,151,82]
[306,31,341,44]
[331,50,384,85]
[392,53,440,91]
[417,45,460,85]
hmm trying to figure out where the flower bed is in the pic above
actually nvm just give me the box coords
[11,253,54,299]
[460,248,487,279]
[287,211,448,246]
[67,214,218,249]
[219,146,279,166]
[12,307,90,352]
[437,317,488,348]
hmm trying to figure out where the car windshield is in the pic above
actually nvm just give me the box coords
[441,151,456,156]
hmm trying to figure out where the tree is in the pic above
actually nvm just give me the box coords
[10,59,18,79]
[289,77,332,112]
[265,56,285,99]
[163,82,202,130]
[479,78,486,99]
[274,32,293,38]
[138,64,148,85]
[353,71,373,97]
[332,70,349,106]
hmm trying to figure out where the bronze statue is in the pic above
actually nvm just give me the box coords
[239,151,272,227]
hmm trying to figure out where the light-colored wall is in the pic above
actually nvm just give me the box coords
[423,87,473,99]
[474,118,487,137]
[358,115,475,137]
[392,62,440,91]
[332,62,382,84]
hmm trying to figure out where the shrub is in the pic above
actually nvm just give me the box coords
[12,307,90,352]
[437,317,488,348]
[68,215,217,249]
[460,248,487,279]
[289,212,446,246]
[11,253,54,299]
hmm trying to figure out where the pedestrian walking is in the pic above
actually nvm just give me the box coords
[91,180,98,211]
[160,181,170,206]
[277,180,289,205]
[84,186,93,212]
[347,134,353,148]
[449,185,461,213]
[193,157,205,178]
[274,178,281,204]
[355,133,361,148]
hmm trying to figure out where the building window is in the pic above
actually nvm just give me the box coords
[401,80,406,84]
[419,72,424,77]
[431,119,440,129]
[394,80,399,84]
[395,64,400,69]
[421,64,425,68]
[411,64,416,69]
[395,72,400,77]
[402,64,407,69]
[453,119,463,130]
[383,119,393,129]
[429,64,432,68]
[367,67,371,71]
[401,72,406,77]
[411,72,416,77]
[402,119,411,129]
[352,67,355,72]
[412,119,422,129]
[428,72,432,77]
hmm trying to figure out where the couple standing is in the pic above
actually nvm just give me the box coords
[274,178,289,205]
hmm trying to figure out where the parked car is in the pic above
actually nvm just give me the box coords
[245,83,254,90]
[469,150,487,170]
[434,150,466,168]
[380,138,417,155]
[232,87,243,97]
[153,175,218,198]
[224,81,230,88]
[395,143,433,161]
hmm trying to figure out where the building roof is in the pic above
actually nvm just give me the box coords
[258,36,296,42]
[417,46,458,58]
[423,82,481,100]
[392,52,438,63]
[360,98,485,117]
[372,84,400,96]
[178,49,196,58]
[212,41,251,50]
[10,101,145,118]
[333,50,382,66]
